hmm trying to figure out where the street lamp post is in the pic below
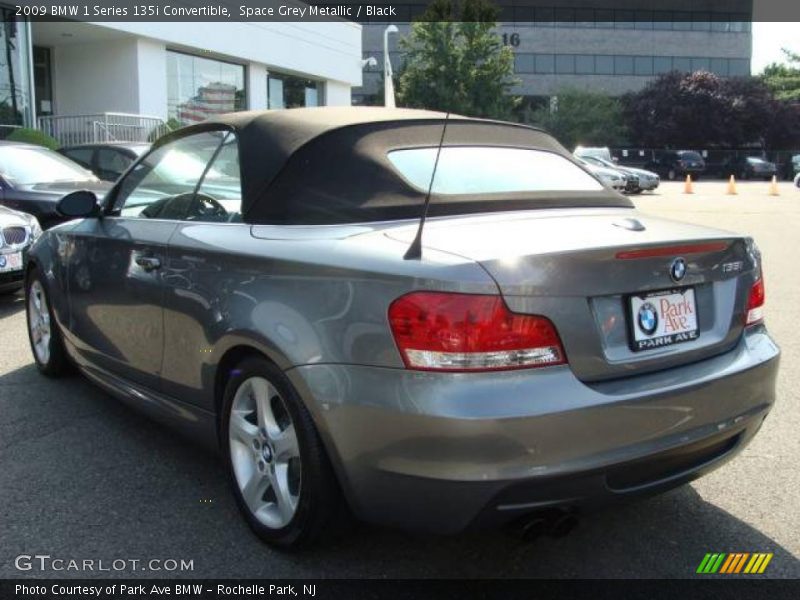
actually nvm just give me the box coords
[383,25,399,108]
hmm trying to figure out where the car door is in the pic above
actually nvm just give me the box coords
[159,131,246,406]
[66,130,228,391]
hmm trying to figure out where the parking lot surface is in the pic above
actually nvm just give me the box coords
[1,181,798,579]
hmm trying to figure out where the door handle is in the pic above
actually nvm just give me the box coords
[135,255,161,272]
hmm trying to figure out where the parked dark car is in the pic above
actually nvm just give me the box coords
[25,108,778,548]
[59,142,151,182]
[724,156,778,181]
[646,150,706,181]
[0,141,112,228]
[0,204,40,294]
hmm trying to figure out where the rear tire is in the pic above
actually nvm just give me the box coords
[25,267,70,377]
[221,356,341,549]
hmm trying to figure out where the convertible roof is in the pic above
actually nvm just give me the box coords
[160,107,631,224]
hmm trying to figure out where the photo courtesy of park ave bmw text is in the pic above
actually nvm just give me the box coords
[0,0,799,596]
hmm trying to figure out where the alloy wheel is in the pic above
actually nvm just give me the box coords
[28,280,51,365]
[229,376,301,529]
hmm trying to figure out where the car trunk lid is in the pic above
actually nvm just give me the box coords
[386,208,755,381]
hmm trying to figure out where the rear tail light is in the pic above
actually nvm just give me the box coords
[745,278,765,326]
[388,292,566,372]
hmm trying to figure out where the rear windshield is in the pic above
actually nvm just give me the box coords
[387,146,603,195]
[679,151,703,161]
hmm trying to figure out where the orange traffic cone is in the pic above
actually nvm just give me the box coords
[684,174,694,194]
[768,175,779,196]
[726,175,737,195]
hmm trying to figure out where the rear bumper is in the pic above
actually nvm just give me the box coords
[288,329,779,533]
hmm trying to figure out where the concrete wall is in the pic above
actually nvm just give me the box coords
[102,21,363,89]
[52,38,141,115]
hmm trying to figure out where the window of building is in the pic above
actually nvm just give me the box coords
[555,55,575,74]
[534,54,555,74]
[533,7,555,27]
[654,56,673,74]
[692,57,711,72]
[33,46,53,117]
[634,56,654,76]
[575,55,595,74]
[614,56,634,75]
[710,58,728,75]
[614,10,635,29]
[728,59,750,76]
[0,9,34,127]
[515,54,534,74]
[267,73,322,109]
[167,51,245,127]
[673,57,692,72]
[595,55,614,75]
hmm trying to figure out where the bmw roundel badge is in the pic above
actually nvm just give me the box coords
[637,302,659,336]
[0,256,6,269]
[670,257,687,282]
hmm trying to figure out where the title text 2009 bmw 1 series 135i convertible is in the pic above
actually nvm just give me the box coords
[25,108,779,548]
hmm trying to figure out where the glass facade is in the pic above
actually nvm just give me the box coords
[166,50,246,127]
[267,73,322,110]
[511,54,750,77]
[0,7,34,127]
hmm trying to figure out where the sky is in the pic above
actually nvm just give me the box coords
[751,22,799,74]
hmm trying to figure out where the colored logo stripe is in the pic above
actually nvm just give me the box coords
[697,553,773,574]
[697,553,726,573]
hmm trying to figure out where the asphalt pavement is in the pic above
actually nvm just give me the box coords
[1,181,798,579]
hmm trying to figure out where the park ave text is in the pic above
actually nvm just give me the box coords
[16,584,317,597]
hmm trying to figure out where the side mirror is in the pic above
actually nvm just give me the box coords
[57,190,100,218]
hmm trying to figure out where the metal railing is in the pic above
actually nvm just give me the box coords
[37,112,171,146]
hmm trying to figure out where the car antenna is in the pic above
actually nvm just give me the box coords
[404,111,450,260]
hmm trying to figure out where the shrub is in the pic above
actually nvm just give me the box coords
[6,127,60,150]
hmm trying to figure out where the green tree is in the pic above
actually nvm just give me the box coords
[621,70,798,149]
[396,0,519,119]
[762,49,800,102]
[527,90,628,149]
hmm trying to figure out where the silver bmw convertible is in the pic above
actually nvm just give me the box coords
[25,107,779,548]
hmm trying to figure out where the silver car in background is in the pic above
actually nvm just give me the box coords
[0,205,41,294]
[25,108,779,548]
[579,154,661,192]
[575,157,626,192]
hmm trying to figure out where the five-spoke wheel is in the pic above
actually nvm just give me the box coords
[222,357,341,548]
[229,376,301,530]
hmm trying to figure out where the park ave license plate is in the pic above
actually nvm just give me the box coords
[629,287,699,351]
[0,252,22,273]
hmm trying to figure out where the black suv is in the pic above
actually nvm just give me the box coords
[647,150,706,181]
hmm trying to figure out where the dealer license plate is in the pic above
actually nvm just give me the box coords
[0,252,22,273]
[628,287,699,352]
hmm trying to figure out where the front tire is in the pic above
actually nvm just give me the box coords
[221,357,341,549]
[25,268,70,377]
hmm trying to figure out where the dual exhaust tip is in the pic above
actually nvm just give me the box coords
[511,508,579,542]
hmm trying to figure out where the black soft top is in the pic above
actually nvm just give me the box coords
[158,107,631,224]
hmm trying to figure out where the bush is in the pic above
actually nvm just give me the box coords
[7,127,59,150]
